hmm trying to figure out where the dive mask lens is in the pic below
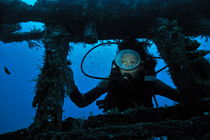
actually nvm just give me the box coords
[115,49,141,70]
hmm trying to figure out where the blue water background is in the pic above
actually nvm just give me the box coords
[0,0,209,134]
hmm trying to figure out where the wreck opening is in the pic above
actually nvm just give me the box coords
[0,0,210,139]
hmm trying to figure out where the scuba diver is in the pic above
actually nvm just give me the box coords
[66,39,181,112]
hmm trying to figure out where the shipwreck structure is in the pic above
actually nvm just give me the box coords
[0,0,210,139]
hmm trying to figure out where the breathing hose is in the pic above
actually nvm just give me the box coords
[81,42,168,80]
[80,42,119,80]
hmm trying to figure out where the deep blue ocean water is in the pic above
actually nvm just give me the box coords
[0,0,209,135]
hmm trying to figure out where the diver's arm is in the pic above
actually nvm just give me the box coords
[65,66,109,107]
[69,80,108,107]
[154,79,182,103]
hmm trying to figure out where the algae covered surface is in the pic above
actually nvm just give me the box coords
[0,0,210,139]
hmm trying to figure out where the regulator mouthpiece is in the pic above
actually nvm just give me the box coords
[121,73,133,84]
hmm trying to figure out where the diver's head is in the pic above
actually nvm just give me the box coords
[115,49,144,79]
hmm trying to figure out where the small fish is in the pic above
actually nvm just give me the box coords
[4,66,11,75]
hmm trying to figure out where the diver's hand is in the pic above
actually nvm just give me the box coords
[96,80,109,89]
[66,67,76,96]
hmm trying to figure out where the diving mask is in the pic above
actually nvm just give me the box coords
[115,49,142,71]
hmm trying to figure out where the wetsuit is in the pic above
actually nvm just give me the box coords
[69,67,180,112]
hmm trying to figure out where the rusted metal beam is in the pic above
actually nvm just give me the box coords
[31,26,70,131]
[0,0,210,43]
